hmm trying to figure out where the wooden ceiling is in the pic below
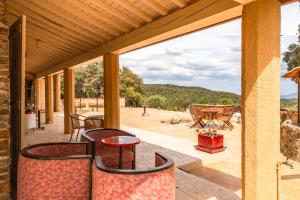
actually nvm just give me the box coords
[7,0,195,74]
[7,0,295,76]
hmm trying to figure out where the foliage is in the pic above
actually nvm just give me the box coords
[146,95,167,109]
[218,98,234,105]
[74,64,144,107]
[124,87,144,107]
[196,129,220,137]
[143,84,240,111]
[120,67,144,106]
[281,98,298,111]
[283,24,300,71]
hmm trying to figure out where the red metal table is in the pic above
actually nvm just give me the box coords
[101,136,140,169]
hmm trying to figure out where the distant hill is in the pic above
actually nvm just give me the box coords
[281,93,297,99]
[143,84,240,111]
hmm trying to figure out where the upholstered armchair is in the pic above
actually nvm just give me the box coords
[18,142,92,200]
[81,128,136,169]
[92,152,175,200]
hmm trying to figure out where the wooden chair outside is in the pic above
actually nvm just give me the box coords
[218,106,234,130]
[69,113,92,141]
[189,104,207,128]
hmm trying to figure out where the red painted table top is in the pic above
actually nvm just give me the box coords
[101,136,140,147]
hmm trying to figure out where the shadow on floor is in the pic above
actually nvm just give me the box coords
[179,161,241,192]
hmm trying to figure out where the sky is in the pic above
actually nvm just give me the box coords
[120,2,300,96]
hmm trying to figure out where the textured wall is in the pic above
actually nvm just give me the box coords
[0,0,10,199]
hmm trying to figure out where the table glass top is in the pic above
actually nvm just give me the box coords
[101,136,140,146]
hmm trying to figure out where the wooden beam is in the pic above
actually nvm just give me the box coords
[115,0,153,22]
[35,0,120,37]
[104,53,120,129]
[233,0,255,4]
[36,0,241,78]
[53,74,61,112]
[170,0,187,8]
[45,74,54,123]
[64,67,75,135]
[141,0,169,16]
[11,0,107,42]
[64,0,130,33]
[7,2,96,47]
[84,0,140,28]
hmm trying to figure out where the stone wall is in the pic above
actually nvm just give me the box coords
[0,0,10,199]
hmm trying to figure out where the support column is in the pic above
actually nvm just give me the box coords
[34,78,41,113]
[53,74,61,112]
[45,75,53,123]
[104,53,120,129]
[242,1,280,200]
[64,68,75,134]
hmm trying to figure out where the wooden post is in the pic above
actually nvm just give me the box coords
[53,74,61,112]
[242,0,280,199]
[104,53,120,129]
[64,68,75,134]
[34,78,41,113]
[45,74,53,123]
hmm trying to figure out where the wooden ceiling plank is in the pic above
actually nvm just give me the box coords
[27,51,60,63]
[26,49,62,65]
[83,0,140,28]
[141,0,169,16]
[27,34,78,57]
[27,24,85,54]
[36,0,242,78]
[8,3,96,47]
[28,36,74,58]
[169,0,187,8]
[114,0,153,22]
[7,13,88,54]
[41,0,120,37]
[64,0,130,33]
[12,0,107,43]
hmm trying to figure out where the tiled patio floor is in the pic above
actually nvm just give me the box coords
[24,109,300,200]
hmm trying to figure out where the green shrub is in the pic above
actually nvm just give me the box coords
[125,88,143,107]
[218,98,234,105]
[146,95,167,109]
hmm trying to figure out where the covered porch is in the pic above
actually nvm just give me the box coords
[0,0,297,199]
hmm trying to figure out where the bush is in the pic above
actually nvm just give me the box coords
[197,97,209,104]
[125,88,143,107]
[218,98,234,105]
[146,95,167,109]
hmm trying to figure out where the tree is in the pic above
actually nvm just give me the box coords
[120,67,144,107]
[283,24,300,71]
[84,62,104,111]
[146,95,167,109]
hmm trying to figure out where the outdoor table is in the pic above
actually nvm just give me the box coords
[200,108,221,129]
[101,136,140,169]
[84,115,104,130]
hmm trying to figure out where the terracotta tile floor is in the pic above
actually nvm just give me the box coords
[24,108,300,200]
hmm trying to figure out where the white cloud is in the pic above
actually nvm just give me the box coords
[120,2,300,95]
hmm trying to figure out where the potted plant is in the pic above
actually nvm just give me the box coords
[195,129,225,153]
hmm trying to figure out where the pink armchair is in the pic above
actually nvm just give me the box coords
[17,142,92,200]
[92,152,175,200]
[81,128,136,169]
